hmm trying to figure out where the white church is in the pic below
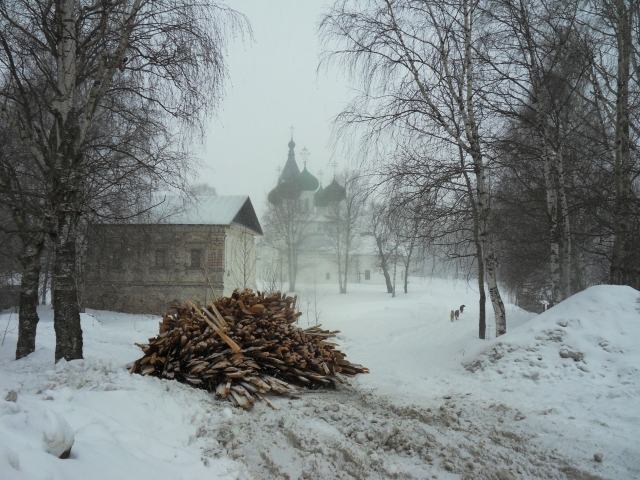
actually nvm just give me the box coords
[259,138,403,291]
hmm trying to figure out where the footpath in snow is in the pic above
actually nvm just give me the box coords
[1,279,638,479]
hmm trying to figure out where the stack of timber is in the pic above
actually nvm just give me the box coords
[130,289,369,409]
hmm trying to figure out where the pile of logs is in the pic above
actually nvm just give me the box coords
[130,289,369,409]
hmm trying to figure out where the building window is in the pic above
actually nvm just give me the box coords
[155,249,166,268]
[365,269,371,280]
[326,272,330,280]
[190,249,202,269]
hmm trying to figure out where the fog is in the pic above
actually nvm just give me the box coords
[199,0,351,217]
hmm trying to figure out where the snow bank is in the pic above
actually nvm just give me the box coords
[465,285,640,477]
[467,285,640,390]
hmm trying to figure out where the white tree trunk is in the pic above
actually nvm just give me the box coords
[543,150,562,306]
[462,0,506,336]
[556,149,572,298]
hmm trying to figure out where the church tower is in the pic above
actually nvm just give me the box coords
[268,136,319,212]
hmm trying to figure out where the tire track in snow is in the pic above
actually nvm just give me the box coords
[195,384,604,479]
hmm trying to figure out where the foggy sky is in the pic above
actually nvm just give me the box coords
[199,0,350,217]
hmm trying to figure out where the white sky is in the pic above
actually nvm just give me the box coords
[198,0,351,217]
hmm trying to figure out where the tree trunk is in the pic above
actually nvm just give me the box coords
[40,252,50,305]
[375,235,393,293]
[342,236,350,294]
[462,155,486,338]
[473,151,506,336]
[543,152,562,306]
[16,233,45,359]
[610,0,632,286]
[52,210,83,362]
[556,149,571,299]
[403,265,408,294]
[287,242,297,293]
[471,206,486,339]
[403,240,415,294]
[391,244,398,298]
[478,254,486,339]
[461,0,506,336]
[573,248,587,293]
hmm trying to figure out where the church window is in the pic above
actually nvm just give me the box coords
[190,249,202,269]
[155,249,166,268]
[365,270,371,280]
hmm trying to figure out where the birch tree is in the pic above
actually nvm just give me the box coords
[367,201,395,293]
[0,129,47,359]
[262,199,312,293]
[0,0,246,361]
[325,171,368,294]
[229,230,256,290]
[486,0,592,305]
[586,0,640,287]
[321,0,508,336]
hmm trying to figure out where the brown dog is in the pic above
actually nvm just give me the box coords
[450,310,455,322]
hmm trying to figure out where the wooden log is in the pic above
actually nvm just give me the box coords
[132,289,368,409]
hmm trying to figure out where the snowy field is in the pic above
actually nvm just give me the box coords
[1,279,639,479]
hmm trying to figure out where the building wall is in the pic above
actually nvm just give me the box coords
[295,251,405,286]
[84,224,229,314]
[257,244,410,292]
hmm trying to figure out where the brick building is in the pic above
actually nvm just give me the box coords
[84,196,262,314]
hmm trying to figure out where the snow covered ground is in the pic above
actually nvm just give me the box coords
[1,279,638,479]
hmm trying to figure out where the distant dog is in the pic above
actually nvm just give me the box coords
[459,304,466,314]
[450,310,455,322]
[454,310,460,320]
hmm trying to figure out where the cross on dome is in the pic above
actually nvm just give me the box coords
[301,147,310,168]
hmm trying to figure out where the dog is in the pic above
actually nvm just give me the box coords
[459,304,466,314]
[450,310,455,322]
[454,310,459,320]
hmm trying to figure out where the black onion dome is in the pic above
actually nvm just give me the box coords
[268,186,282,206]
[323,178,346,203]
[297,167,319,192]
[268,177,302,205]
[278,176,302,200]
[314,185,328,207]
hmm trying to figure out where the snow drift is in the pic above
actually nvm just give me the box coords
[466,285,640,392]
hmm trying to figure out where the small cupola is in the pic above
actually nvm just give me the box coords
[322,178,347,203]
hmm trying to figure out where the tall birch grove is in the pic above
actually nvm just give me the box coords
[321,0,639,334]
[0,1,246,361]
[321,0,507,337]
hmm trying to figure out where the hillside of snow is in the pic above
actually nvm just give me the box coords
[1,279,638,479]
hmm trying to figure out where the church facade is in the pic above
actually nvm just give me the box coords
[260,139,393,290]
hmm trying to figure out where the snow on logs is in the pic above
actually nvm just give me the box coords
[130,289,369,409]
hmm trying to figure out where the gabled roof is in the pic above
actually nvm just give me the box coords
[148,195,263,235]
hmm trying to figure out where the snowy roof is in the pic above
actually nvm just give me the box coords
[147,195,263,235]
